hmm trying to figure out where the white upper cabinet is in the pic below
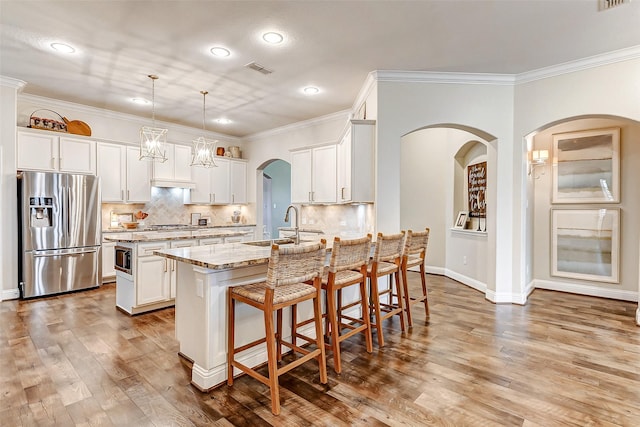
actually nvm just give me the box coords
[230,160,247,204]
[211,157,231,204]
[97,142,126,202]
[337,120,375,203]
[17,129,96,175]
[97,142,151,203]
[185,157,247,205]
[151,144,194,187]
[291,144,337,204]
[126,147,152,203]
[185,162,212,204]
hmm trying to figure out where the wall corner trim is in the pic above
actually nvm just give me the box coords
[0,75,27,90]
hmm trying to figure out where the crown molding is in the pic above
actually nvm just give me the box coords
[0,75,27,91]
[515,45,640,84]
[246,109,351,141]
[17,93,242,143]
[351,72,376,112]
[374,70,516,85]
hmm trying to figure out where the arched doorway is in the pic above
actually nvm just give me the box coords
[256,159,291,240]
[400,124,499,302]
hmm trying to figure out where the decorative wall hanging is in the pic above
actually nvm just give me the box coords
[551,208,620,283]
[467,161,487,218]
[552,127,620,203]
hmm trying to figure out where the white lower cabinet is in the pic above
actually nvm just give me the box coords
[135,242,171,307]
[102,241,116,283]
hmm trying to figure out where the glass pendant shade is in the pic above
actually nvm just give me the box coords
[139,75,168,162]
[191,90,217,168]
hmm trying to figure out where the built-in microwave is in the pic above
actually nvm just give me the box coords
[114,245,132,275]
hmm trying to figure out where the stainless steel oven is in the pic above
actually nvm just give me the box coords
[114,245,132,275]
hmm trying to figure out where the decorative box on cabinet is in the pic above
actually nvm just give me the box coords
[290,144,337,204]
[97,143,151,203]
[337,119,375,203]
[17,128,96,174]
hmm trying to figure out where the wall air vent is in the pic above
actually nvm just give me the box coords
[244,62,274,75]
[599,0,629,10]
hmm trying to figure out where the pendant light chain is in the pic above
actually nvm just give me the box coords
[202,90,208,131]
[150,74,158,126]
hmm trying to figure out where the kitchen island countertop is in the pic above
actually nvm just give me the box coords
[153,240,326,270]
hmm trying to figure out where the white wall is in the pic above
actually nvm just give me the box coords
[0,79,23,299]
[376,78,512,301]
[17,94,242,149]
[516,58,640,305]
[243,111,351,235]
[532,117,640,300]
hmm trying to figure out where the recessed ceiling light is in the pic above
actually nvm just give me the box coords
[50,42,75,53]
[210,46,231,57]
[215,118,232,125]
[262,32,284,44]
[303,86,320,95]
[131,98,150,105]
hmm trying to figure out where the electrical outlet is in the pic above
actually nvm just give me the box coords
[463,256,467,265]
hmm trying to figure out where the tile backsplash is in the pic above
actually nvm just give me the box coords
[102,187,255,229]
[298,204,374,237]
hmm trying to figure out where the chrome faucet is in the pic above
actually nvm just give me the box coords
[283,205,300,245]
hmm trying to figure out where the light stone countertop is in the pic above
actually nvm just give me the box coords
[153,241,326,270]
[153,234,376,271]
[104,229,252,243]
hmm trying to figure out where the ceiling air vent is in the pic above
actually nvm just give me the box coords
[244,61,273,75]
[599,0,629,10]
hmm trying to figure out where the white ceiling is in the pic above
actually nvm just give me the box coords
[2,1,639,137]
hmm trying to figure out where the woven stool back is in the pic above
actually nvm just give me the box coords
[328,235,372,273]
[403,228,430,258]
[266,241,326,289]
[372,231,405,263]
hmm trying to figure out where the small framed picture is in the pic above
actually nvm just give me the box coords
[454,211,468,229]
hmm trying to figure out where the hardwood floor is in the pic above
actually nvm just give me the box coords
[1,274,639,426]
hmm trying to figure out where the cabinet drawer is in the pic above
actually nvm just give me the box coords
[199,237,224,245]
[137,241,169,257]
[170,239,198,249]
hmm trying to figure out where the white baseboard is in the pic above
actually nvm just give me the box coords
[443,269,486,293]
[636,308,640,326]
[534,279,638,302]
[1,288,20,301]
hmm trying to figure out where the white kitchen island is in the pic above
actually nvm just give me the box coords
[104,228,255,315]
[153,241,324,391]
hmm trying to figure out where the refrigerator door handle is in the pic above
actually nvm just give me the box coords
[32,247,99,257]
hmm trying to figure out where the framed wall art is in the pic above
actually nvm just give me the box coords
[454,211,468,229]
[552,127,620,203]
[551,208,620,283]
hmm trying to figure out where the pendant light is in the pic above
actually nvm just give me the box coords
[139,74,168,162]
[190,90,218,168]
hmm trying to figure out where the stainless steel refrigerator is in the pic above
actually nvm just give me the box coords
[18,171,102,298]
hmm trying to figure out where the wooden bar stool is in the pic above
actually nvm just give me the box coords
[227,240,327,416]
[401,228,430,327]
[294,235,373,374]
[367,231,406,347]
